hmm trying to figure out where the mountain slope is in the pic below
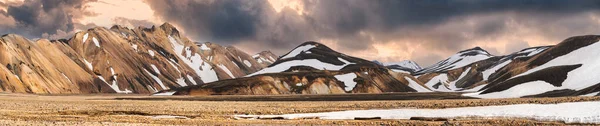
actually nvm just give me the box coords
[0,34,99,94]
[466,35,600,98]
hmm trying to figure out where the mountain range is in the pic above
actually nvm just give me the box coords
[0,23,275,94]
[1,23,599,98]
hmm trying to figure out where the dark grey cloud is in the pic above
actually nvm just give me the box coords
[4,0,600,66]
[146,0,270,42]
[0,0,97,39]
[145,0,600,63]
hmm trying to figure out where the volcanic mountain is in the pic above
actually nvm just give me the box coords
[383,60,422,74]
[158,41,425,95]
[160,35,600,98]
[0,23,275,94]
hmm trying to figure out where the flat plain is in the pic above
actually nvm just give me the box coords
[0,93,598,125]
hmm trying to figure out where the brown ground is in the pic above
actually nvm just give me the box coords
[0,93,598,125]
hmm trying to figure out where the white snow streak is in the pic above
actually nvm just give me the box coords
[61,73,72,84]
[482,60,511,80]
[153,91,176,96]
[98,75,131,94]
[82,33,88,43]
[144,69,167,90]
[92,37,100,47]
[83,59,93,70]
[404,77,431,92]
[281,44,316,59]
[151,64,161,74]
[217,64,235,79]
[243,60,251,67]
[247,59,354,76]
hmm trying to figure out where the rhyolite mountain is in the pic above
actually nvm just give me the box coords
[160,35,600,98]
[156,41,425,95]
[0,23,276,94]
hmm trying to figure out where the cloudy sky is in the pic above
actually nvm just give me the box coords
[2,0,600,66]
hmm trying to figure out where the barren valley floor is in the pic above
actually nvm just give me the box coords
[0,93,598,125]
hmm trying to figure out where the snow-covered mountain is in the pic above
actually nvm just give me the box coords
[466,35,600,98]
[161,41,422,95]
[0,23,275,94]
[384,60,422,74]
[415,46,553,93]
[161,35,600,98]
[252,51,278,68]
[413,47,493,75]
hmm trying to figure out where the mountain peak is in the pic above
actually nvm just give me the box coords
[110,25,130,30]
[459,46,490,55]
[280,41,333,60]
[159,22,176,30]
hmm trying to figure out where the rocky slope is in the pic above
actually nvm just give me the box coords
[414,35,600,98]
[159,42,424,95]
[0,23,275,94]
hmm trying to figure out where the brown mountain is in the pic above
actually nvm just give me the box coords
[0,23,275,94]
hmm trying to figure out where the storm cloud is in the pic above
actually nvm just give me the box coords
[142,0,600,66]
[3,0,600,66]
[0,0,99,39]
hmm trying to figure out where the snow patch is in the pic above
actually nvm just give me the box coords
[83,59,93,70]
[151,64,161,74]
[199,44,211,50]
[243,60,251,67]
[82,33,88,43]
[152,91,176,96]
[61,73,72,84]
[248,59,354,76]
[98,75,131,94]
[186,75,197,85]
[334,73,358,91]
[482,60,511,80]
[281,44,316,59]
[404,77,431,92]
[148,50,155,57]
[131,44,138,51]
[92,37,100,47]
[236,101,600,124]
[144,69,167,90]
[424,73,451,92]
[464,81,555,99]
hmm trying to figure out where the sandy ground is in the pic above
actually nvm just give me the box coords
[0,93,598,125]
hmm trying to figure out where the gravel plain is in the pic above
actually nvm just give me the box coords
[0,93,598,125]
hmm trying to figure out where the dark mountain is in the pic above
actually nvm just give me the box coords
[158,41,425,95]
